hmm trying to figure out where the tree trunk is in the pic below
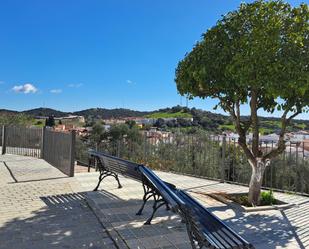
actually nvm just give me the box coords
[248,159,268,206]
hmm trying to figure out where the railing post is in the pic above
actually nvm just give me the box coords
[143,134,147,163]
[220,135,226,183]
[40,126,46,159]
[117,139,120,157]
[69,130,76,177]
[2,125,6,155]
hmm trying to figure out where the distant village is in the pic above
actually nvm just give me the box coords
[37,114,309,159]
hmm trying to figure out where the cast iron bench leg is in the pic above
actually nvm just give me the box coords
[114,173,122,189]
[136,192,155,215]
[93,171,122,191]
[94,173,105,191]
[136,180,156,215]
[144,197,167,225]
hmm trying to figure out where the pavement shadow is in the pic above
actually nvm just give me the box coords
[0,192,116,249]
[89,189,190,248]
[205,204,305,249]
[88,188,305,249]
[93,190,183,226]
[280,200,309,249]
[0,187,306,249]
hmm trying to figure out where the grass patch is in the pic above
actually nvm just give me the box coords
[219,124,235,131]
[145,111,192,119]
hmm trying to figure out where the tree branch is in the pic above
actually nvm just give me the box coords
[229,100,255,163]
[263,109,301,160]
[250,90,260,157]
[217,95,255,163]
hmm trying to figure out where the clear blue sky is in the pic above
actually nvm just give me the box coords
[0,0,308,119]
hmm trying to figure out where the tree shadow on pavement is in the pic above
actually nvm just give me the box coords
[0,193,116,249]
[88,189,306,249]
[0,188,306,249]
[206,204,307,249]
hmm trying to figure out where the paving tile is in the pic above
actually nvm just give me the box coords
[0,155,117,249]
[76,170,309,249]
[2,154,309,249]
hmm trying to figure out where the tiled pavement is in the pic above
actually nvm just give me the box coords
[76,171,309,249]
[0,154,117,249]
[1,154,309,249]
[80,177,191,249]
[0,154,65,183]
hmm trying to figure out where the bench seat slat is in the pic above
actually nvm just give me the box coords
[177,190,252,248]
[220,227,249,249]
[191,213,231,249]
[215,229,240,249]
[176,191,245,247]
[200,228,228,249]
[165,181,250,249]
[188,216,221,248]
[197,209,241,248]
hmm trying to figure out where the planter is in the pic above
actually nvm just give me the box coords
[205,192,296,212]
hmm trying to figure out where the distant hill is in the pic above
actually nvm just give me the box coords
[0,106,308,133]
[74,108,150,119]
[0,109,19,115]
[0,107,149,119]
[23,108,70,118]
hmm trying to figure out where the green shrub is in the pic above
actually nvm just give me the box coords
[260,190,276,205]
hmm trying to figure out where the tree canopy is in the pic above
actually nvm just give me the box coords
[176,0,309,160]
[175,0,309,204]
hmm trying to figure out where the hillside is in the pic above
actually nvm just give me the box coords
[74,108,149,119]
[0,109,19,115]
[23,108,70,118]
[0,106,308,133]
[145,110,192,119]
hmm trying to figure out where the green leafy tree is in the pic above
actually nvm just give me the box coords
[109,124,130,141]
[125,120,136,129]
[175,0,309,205]
[90,122,106,146]
[45,116,56,127]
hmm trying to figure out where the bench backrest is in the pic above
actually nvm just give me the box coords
[138,166,185,211]
[89,150,142,181]
[177,190,254,249]
[89,151,253,249]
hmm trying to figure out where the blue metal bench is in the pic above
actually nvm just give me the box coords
[138,165,254,249]
[176,190,254,249]
[88,150,142,191]
[136,165,182,225]
[88,151,254,249]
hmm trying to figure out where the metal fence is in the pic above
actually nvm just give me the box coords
[0,126,2,149]
[4,126,42,157]
[1,125,75,177]
[42,128,75,177]
[78,132,309,195]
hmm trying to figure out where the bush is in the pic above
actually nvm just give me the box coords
[260,190,276,205]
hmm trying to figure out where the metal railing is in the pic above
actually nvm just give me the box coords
[77,132,309,195]
[1,125,75,177]
[3,126,42,157]
[43,128,75,177]
[0,126,2,151]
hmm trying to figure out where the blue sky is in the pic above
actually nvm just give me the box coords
[0,0,308,119]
